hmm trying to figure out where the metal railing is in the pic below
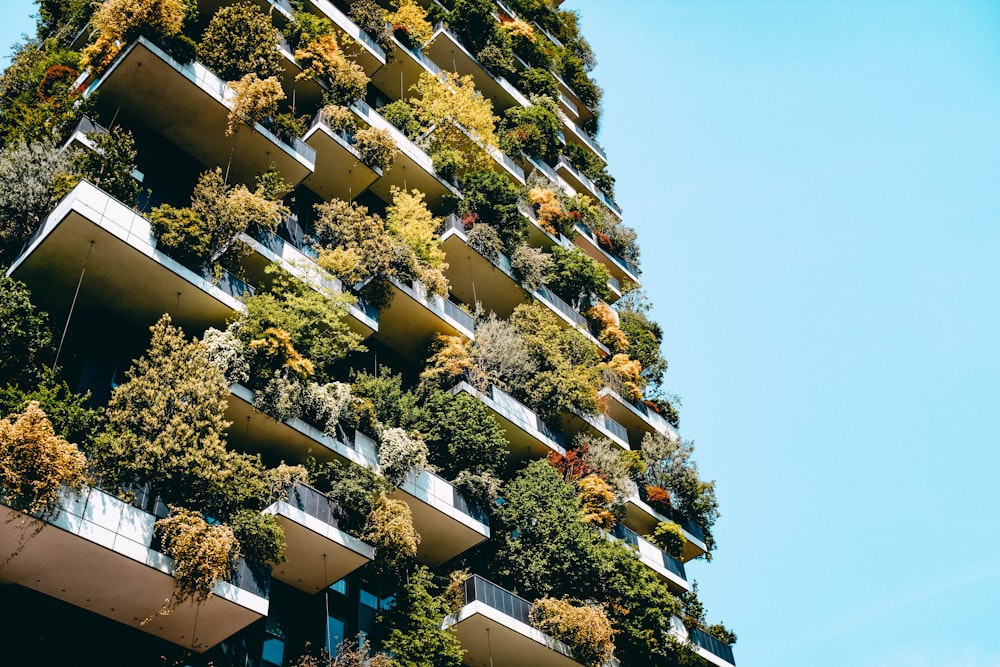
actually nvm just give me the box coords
[535,286,587,328]
[575,223,640,278]
[285,483,341,528]
[690,628,736,665]
[460,575,532,625]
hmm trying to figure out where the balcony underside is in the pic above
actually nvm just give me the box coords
[370,41,433,104]
[90,39,312,189]
[265,502,373,594]
[440,231,529,318]
[8,187,239,336]
[0,501,265,652]
[424,29,524,113]
[600,390,673,449]
[373,280,471,359]
[303,123,380,201]
[390,485,489,567]
[623,497,707,563]
[224,384,369,468]
[448,602,582,667]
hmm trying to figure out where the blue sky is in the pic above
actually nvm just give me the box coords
[4,1,1000,665]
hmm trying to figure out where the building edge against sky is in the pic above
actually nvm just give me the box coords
[0,1,735,666]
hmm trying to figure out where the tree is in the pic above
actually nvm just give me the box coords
[81,0,186,71]
[385,187,446,270]
[415,390,508,482]
[456,169,525,252]
[70,126,142,207]
[0,139,74,262]
[0,401,87,516]
[294,33,368,105]
[378,566,464,667]
[199,1,283,81]
[500,95,562,163]
[148,167,286,271]
[386,0,433,46]
[227,73,285,136]
[90,315,270,518]
[0,275,55,388]
[546,245,611,310]
[410,71,499,173]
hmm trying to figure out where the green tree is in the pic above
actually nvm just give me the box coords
[0,275,55,388]
[91,315,270,517]
[500,95,562,163]
[198,1,283,81]
[70,126,142,206]
[456,169,525,252]
[379,566,464,667]
[0,139,74,262]
[415,390,508,481]
[410,71,499,174]
[546,245,611,310]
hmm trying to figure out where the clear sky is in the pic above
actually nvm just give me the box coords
[4,2,1000,666]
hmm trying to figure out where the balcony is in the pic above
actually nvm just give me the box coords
[370,30,442,104]
[424,23,532,114]
[554,156,622,219]
[373,277,475,359]
[622,495,708,563]
[689,627,737,667]
[598,388,675,449]
[242,225,379,338]
[351,99,462,206]
[534,286,610,356]
[439,215,532,318]
[83,37,315,190]
[225,383,377,469]
[450,380,566,462]
[558,111,607,165]
[348,432,490,566]
[296,0,388,75]
[561,409,630,450]
[302,109,382,202]
[263,484,374,594]
[7,180,245,334]
[0,486,268,652]
[445,575,586,667]
[572,223,640,288]
[608,524,688,594]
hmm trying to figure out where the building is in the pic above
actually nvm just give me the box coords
[0,1,735,665]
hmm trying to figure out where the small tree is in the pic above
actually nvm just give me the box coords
[0,275,55,388]
[410,71,499,173]
[294,33,368,105]
[379,566,465,667]
[199,1,283,81]
[377,427,429,488]
[82,0,186,71]
[0,401,88,517]
[386,0,433,46]
[71,126,142,207]
[457,169,524,252]
[227,73,285,136]
[353,127,398,171]
[155,507,239,605]
[362,492,419,575]
[0,139,74,262]
[530,597,614,667]
[385,187,445,269]
[547,245,611,310]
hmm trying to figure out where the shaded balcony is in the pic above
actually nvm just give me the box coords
[241,225,379,339]
[83,38,315,190]
[572,223,640,290]
[373,277,475,359]
[554,156,622,219]
[302,109,382,202]
[445,575,586,667]
[7,181,245,335]
[559,408,630,450]
[450,380,566,463]
[439,214,532,318]
[689,627,737,667]
[0,486,268,652]
[622,495,708,563]
[598,387,676,449]
[608,524,688,593]
[264,484,374,594]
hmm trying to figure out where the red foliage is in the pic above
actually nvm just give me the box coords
[37,64,78,101]
[645,485,673,512]
[461,212,478,229]
[392,24,410,35]
[595,230,613,249]
[548,444,596,482]
[644,399,659,413]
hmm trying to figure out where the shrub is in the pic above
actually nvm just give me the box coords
[457,169,524,251]
[547,244,611,309]
[227,73,285,136]
[0,276,55,388]
[362,492,419,574]
[295,33,369,105]
[602,353,645,402]
[510,243,550,291]
[379,566,465,667]
[517,66,559,99]
[410,71,499,173]
[82,0,186,71]
[353,127,397,171]
[650,520,686,559]
[71,126,142,207]
[419,334,473,390]
[229,508,286,564]
[576,474,615,529]
[586,302,629,354]
[381,99,420,139]
[530,597,614,667]
[199,1,283,81]
[386,187,445,269]
[321,104,357,134]
[467,311,536,394]
[0,401,88,517]
[378,427,429,488]
[0,139,74,263]
[386,0,433,46]
[155,507,239,605]
[348,0,393,51]
[466,222,504,262]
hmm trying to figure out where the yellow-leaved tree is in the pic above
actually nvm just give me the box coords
[410,71,499,173]
[82,0,186,71]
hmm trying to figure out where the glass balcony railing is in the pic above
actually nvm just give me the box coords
[284,483,341,528]
[398,278,475,334]
[459,575,532,625]
[610,523,687,581]
[535,286,588,328]
[478,382,566,448]
[442,214,515,276]
[556,155,622,215]
[690,627,736,665]
[574,222,640,279]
